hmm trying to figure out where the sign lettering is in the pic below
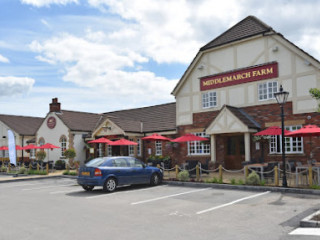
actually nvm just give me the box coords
[200,62,278,91]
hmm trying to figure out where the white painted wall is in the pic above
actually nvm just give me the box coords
[175,35,320,126]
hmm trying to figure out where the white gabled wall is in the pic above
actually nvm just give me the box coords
[37,113,69,163]
[175,35,320,126]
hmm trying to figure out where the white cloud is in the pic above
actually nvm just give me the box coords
[0,76,35,97]
[0,54,9,63]
[21,0,78,7]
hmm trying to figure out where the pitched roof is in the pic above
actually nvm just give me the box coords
[0,114,44,135]
[56,110,102,132]
[200,15,273,51]
[225,105,260,129]
[104,102,176,133]
[54,102,176,133]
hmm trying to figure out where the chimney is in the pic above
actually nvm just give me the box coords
[49,98,61,112]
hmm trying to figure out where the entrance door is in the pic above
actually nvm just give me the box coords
[225,135,245,169]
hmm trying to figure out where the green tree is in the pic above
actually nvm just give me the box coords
[36,151,46,162]
[64,148,76,168]
[310,88,320,111]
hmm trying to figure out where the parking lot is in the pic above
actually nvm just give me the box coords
[0,178,320,240]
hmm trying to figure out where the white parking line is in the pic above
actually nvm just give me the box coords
[50,189,82,194]
[196,191,270,214]
[289,228,320,236]
[22,184,75,191]
[131,188,211,205]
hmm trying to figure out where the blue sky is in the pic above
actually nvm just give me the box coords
[1,0,320,117]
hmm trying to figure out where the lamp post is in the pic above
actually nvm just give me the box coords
[274,85,289,187]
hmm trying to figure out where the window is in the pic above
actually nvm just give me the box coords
[137,138,141,156]
[127,158,143,167]
[60,136,67,157]
[188,132,210,155]
[202,91,217,109]
[155,141,162,156]
[258,81,278,101]
[30,149,36,159]
[98,143,104,157]
[38,138,45,146]
[112,158,128,167]
[128,138,134,156]
[107,145,112,156]
[270,125,303,154]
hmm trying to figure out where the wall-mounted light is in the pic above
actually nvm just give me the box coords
[197,65,204,70]
[272,46,278,52]
[304,59,311,66]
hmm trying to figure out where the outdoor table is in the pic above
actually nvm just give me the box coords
[295,164,320,185]
[247,163,268,180]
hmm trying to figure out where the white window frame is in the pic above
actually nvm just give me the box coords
[60,137,67,157]
[202,91,217,109]
[188,132,210,156]
[128,138,135,156]
[137,138,141,156]
[98,143,104,157]
[269,125,303,154]
[30,149,36,159]
[258,81,278,101]
[155,141,162,156]
[107,144,112,156]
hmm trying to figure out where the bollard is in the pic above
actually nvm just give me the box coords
[37,163,39,171]
[8,163,11,172]
[46,163,49,175]
[175,165,179,179]
[274,166,279,186]
[308,166,313,187]
[219,165,223,182]
[196,164,200,181]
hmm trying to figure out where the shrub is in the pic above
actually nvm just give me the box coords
[230,178,236,185]
[237,179,244,185]
[177,170,189,181]
[18,167,27,174]
[63,170,69,175]
[246,171,260,185]
[1,166,7,172]
[36,151,46,162]
[27,170,48,175]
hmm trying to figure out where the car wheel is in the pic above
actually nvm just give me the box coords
[82,185,94,191]
[150,173,160,186]
[103,178,117,192]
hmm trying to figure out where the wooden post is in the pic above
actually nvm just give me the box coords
[219,165,223,182]
[274,166,279,186]
[244,166,249,178]
[37,163,39,171]
[46,163,49,175]
[308,166,313,187]
[8,163,11,172]
[175,165,179,179]
[196,164,200,181]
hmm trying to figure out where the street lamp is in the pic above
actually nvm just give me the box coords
[274,85,289,187]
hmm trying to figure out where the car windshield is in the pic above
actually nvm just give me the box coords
[85,158,108,167]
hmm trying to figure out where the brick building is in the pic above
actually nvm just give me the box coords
[172,16,320,169]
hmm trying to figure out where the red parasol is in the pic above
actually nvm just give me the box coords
[15,145,24,150]
[39,143,60,150]
[285,125,320,137]
[88,137,113,144]
[110,138,138,146]
[0,146,8,150]
[141,133,172,141]
[254,126,291,136]
[171,133,208,142]
[23,144,40,150]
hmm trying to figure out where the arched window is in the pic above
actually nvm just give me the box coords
[38,137,45,146]
[60,135,67,157]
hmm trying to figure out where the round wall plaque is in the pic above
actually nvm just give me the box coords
[47,116,56,129]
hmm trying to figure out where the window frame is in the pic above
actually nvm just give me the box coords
[258,81,278,101]
[202,91,217,109]
[155,141,162,156]
[187,132,210,156]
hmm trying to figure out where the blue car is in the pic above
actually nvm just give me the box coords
[77,156,163,192]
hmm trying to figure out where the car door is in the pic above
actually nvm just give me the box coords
[111,158,131,185]
[127,158,150,184]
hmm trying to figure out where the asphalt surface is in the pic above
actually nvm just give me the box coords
[0,178,320,240]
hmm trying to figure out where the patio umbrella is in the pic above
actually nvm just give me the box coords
[0,146,8,150]
[141,133,172,141]
[285,125,320,160]
[88,137,113,144]
[39,143,60,162]
[23,144,40,150]
[254,126,291,136]
[110,138,138,146]
[171,133,208,142]
[15,145,24,150]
